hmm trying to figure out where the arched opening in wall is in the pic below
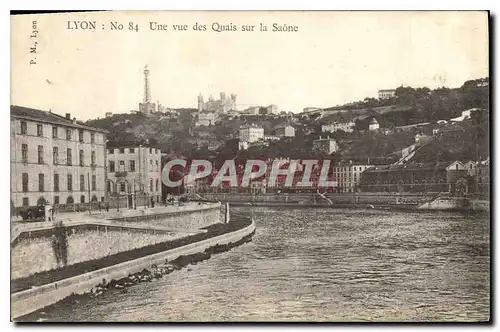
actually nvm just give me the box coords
[66,196,74,204]
[107,180,115,195]
[80,195,85,203]
[91,195,98,202]
[116,180,130,195]
[37,197,47,206]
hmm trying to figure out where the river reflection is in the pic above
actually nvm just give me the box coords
[30,207,490,322]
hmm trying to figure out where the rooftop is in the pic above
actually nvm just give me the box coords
[11,105,108,134]
[363,161,460,173]
[107,140,162,150]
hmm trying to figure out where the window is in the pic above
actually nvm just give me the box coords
[107,181,112,192]
[108,149,114,154]
[54,196,59,205]
[150,179,153,191]
[67,174,73,191]
[37,145,44,164]
[119,160,125,171]
[53,147,58,164]
[109,161,115,172]
[66,128,72,140]
[119,148,125,154]
[149,148,152,153]
[79,130,84,142]
[79,150,84,166]
[22,197,29,206]
[37,124,43,136]
[54,174,59,192]
[155,179,159,192]
[38,173,44,192]
[80,175,85,191]
[67,148,72,165]
[129,160,136,172]
[52,126,58,138]
[129,148,135,153]
[21,144,28,163]
[20,121,27,135]
[22,173,28,192]
[456,164,459,170]
[80,195,85,203]
[90,133,95,143]
[120,182,126,192]
[155,160,159,170]
[91,151,96,165]
[150,160,153,166]
[92,175,96,191]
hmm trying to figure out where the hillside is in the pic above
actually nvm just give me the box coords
[85,78,489,163]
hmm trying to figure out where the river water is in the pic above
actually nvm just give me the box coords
[33,207,490,322]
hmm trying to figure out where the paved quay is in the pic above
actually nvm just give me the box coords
[11,202,219,243]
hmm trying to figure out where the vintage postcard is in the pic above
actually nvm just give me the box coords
[10,10,490,322]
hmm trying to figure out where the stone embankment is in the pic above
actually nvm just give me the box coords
[11,214,255,320]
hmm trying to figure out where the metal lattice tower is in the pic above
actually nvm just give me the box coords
[143,65,151,103]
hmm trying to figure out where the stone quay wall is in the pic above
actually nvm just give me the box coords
[11,217,255,320]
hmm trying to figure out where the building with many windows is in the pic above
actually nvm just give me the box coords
[359,161,468,193]
[322,121,355,133]
[106,143,162,207]
[195,111,218,127]
[378,89,396,99]
[266,104,279,115]
[238,123,265,150]
[332,163,372,193]
[10,106,107,211]
[313,136,339,155]
[275,124,295,137]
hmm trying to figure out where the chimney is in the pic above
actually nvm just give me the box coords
[65,113,71,119]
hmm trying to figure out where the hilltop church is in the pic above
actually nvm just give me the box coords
[197,92,236,114]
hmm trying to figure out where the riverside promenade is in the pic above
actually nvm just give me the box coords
[11,202,219,243]
[11,202,256,320]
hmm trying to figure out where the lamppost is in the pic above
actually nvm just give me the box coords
[117,192,120,212]
[133,179,137,209]
[116,182,120,212]
[87,172,92,215]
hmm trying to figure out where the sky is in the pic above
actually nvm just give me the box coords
[11,11,489,120]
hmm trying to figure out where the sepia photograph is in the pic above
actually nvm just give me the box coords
[9,10,490,322]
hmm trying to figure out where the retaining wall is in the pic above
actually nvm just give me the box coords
[12,204,221,280]
[11,218,255,320]
[11,225,183,280]
[198,193,432,206]
[111,204,221,229]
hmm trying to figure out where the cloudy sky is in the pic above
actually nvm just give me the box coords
[11,11,488,120]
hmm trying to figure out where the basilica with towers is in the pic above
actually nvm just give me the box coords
[197,92,237,114]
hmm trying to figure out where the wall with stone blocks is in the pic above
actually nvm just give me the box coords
[12,226,180,280]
